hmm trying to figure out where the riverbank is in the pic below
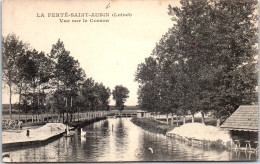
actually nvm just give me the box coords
[2,116,107,152]
[131,117,174,134]
[70,116,107,128]
[2,123,66,144]
[167,123,232,150]
[131,117,232,150]
[2,123,66,152]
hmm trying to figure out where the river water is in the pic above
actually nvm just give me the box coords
[5,118,257,162]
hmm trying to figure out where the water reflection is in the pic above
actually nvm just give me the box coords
[4,118,257,162]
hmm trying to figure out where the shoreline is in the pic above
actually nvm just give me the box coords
[131,117,174,134]
[2,117,107,152]
[131,117,232,151]
[70,116,107,128]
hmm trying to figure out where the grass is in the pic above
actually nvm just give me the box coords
[131,117,175,134]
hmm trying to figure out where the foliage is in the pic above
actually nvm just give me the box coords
[112,85,129,111]
[2,36,111,120]
[2,34,28,118]
[135,0,258,121]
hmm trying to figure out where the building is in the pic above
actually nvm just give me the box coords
[220,105,258,148]
[137,110,150,118]
[220,105,258,132]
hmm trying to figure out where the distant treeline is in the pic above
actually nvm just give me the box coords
[2,35,111,122]
[2,104,139,112]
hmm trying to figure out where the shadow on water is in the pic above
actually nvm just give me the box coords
[4,118,258,162]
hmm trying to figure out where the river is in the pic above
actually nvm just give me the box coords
[5,118,257,162]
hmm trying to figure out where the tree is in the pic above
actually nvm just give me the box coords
[2,34,27,119]
[49,39,85,123]
[2,34,110,123]
[208,0,258,123]
[136,0,258,126]
[81,78,96,111]
[135,56,159,113]
[112,85,129,111]
[15,50,39,121]
[49,39,69,121]
[94,83,111,111]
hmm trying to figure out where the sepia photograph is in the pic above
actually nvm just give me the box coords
[2,0,259,162]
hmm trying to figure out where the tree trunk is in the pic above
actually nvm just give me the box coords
[62,112,64,123]
[51,106,54,122]
[66,98,68,123]
[201,112,205,124]
[9,84,12,119]
[166,112,169,125]
[25,113,27,123]
[183,116,186,124]
[70,97,73,122]
[176,115,179,126]
[58,113,60,122]
[191,114,195,123]
[78,107,80,122]
[216,118,221,127]
[37,83,40,122]
[32,85,36,122]
[70,113,73,122]
[18,87,22,122]
[171,113,174,126]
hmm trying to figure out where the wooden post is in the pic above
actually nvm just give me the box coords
[191,114,195,123]
[171,113,173,126]
[166,113,169,125]
[78,108,79,122]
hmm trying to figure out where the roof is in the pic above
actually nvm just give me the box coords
[220,105,259,132]
[137,110,147,113]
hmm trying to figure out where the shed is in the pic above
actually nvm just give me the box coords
[220,105,258,132]
[137,110,150,118]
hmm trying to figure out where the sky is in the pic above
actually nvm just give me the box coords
[2,0,180,106]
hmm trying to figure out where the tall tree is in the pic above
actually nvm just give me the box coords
[136,0,258,126]
[15,49,38,121]
[81,78,96,111]
[135,56,159,113]
[49,39,69,120]
[112,85,129,111]
[168,0,258,123]
[2,34,27,118]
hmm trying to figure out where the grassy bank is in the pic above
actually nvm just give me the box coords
[131,117,174,134]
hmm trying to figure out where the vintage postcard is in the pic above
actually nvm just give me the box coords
[2,0,258,162]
